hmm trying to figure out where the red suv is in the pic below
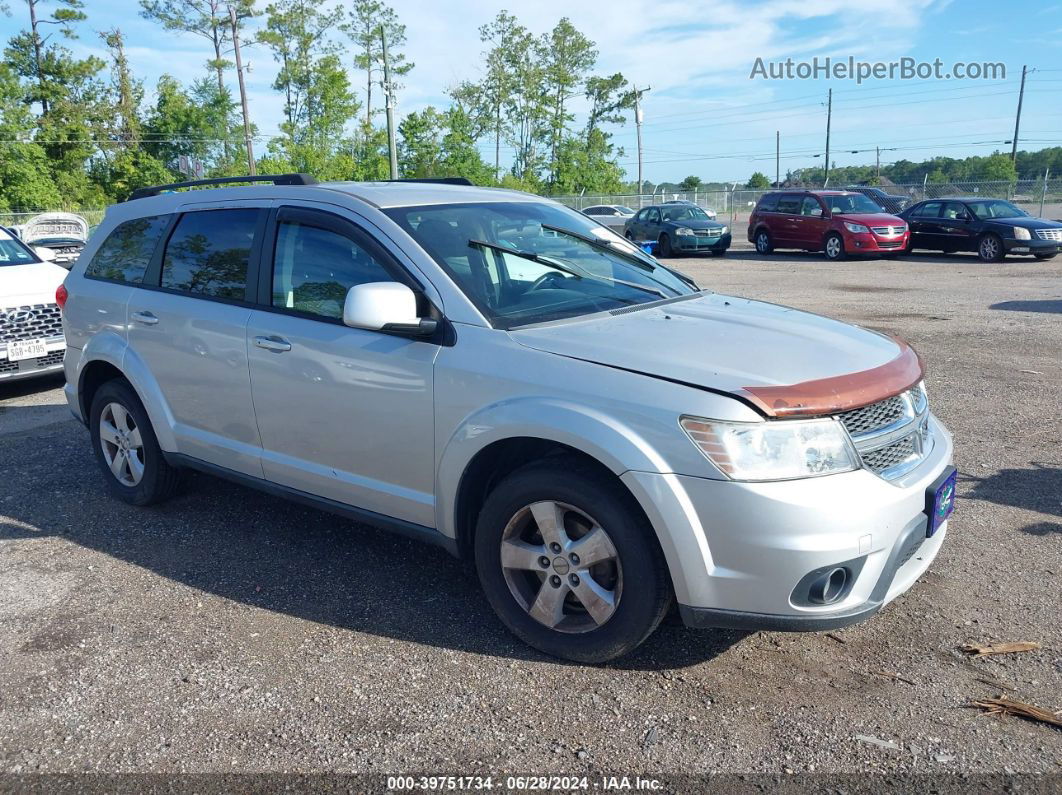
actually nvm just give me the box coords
[748,190,909,260]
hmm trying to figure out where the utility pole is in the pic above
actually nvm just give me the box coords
[876,146,880,179]
[775,130,780,187]
[1011,64,1028,163]
[229,5,255,176]
[633,86,650,193]
[824,88,832,185]
[381,27,399,179]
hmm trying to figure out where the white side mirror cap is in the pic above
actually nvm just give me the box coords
[343,281,420,331]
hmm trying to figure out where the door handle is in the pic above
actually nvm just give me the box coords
[253,335,292,353]
[131,311,159,326]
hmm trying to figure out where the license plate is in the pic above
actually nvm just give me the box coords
[925,467,957,537]
[6,338,48,362]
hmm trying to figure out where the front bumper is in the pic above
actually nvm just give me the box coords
[675,232,731,252]
[843,231,909,253]
[1004,237,1061,256]
[0,337,66,382]
[622,415,953,631]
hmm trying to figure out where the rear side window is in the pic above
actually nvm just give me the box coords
[912,202,942,218]
[160,209,258,301]
[776,195,802,214]
[756,194,779,212]
[84,215,170,283]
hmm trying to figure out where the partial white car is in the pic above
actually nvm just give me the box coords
[20,212,89,269]
[582,204,636,231]
[0,226,67,382]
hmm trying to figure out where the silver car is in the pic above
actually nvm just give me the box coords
[60,175,955,663]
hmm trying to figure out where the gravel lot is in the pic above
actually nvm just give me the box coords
[1,248,1060,778]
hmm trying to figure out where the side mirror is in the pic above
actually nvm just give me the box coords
[342,282,437,336]
[34,246,57,262]
[958,213,970,222]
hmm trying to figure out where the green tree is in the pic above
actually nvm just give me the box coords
[746,172,770,189]
[540,18,595,188]
[0,63,60,210]
[583,73,632,146]
[678,175,702,190]
[11,0,86,115]
[99,29,141,148]
[341,0,412,126]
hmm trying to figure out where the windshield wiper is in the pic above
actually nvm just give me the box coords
[467,239,668,299]
[541,224,698,291]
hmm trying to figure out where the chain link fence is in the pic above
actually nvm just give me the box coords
[553,179,1062,241]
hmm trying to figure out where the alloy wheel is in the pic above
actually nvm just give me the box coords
[825,236,842,259]
[499,501,622,634]
[980,236,999,260]
[99,402,145,487]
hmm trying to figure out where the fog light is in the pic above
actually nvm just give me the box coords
[808,567,848,605]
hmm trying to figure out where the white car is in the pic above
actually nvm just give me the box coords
[581,204,636,231]
[1,226,67,382]
[19,212,89,269]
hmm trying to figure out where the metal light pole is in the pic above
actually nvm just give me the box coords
[229,5,255,175]
[633,86,650,193]
[381,27,399,179]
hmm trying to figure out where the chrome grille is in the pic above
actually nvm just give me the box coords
[0,303,63,343]
[838,395,906,436]
[871,225,906,236]
[836,384,932,481]
[697,228,725,237]
[1035,228,1062,241]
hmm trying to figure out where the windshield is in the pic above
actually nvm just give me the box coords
[660,206,711,222]
[385,201,697,328]
[967,200,1027,219]
[823,194,884,214]
[615,206,635,214]
[0,228,41,266]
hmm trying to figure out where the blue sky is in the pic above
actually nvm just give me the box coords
[3,0,1061,184]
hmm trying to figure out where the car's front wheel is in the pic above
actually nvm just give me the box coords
[474,459,672,663]
[89,379,181,506]
[658,233,673,257]
[978,233,1004,263]
[824,233,846,261]
[1034,252,1056,261]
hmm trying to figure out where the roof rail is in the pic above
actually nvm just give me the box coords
[385,177,473,186]
[126,173,317,201]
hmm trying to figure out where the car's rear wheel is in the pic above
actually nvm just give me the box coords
[658,233,673,257]
[89,379,181,506]
[824,233,846,261]
[474,459,671,663]
[978,233,1004,263]
[754,229,773,254]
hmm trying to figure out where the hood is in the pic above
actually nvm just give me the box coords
[834,212,906,226]
[509,292,919,416]
[663,218,725,230]
[0,261,68,307]
[993,216,1062,230]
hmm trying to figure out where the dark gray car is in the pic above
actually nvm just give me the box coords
[623,205,731,257]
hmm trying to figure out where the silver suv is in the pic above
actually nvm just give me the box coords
[60,175,956,663]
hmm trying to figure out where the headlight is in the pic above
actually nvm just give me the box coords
[844,222,870,234]
[680,416,859,481]
[721,225,729,234]
[1013,226,1031,240]
[676,227,695,236]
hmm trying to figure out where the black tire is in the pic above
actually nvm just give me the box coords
[1034,253,1057,261]
[658,233,673,258]
[754,228,773,254]
[823,233,847,261]
[710,249,727,257]
[474,459,672,663]
[978,233,1004,263]
[89,379,181,506]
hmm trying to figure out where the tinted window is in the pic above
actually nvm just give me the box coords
[635,209,648,221]
[913,202,942,218]
[272,215,395,320]
[942,202,968,220]
[84,215,169,283]
[160,209,258,300]
[776,195,802,214]
[801,197,824,217]
[647,208,661,223]
[756,194,780,212]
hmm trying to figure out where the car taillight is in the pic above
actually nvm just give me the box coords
[56,283,68,310]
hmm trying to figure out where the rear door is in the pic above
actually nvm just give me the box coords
[245,205,439,527]
[772,194,803,245]
[126,205,267,477]
[908,201,944,250]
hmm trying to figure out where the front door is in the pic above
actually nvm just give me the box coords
[940,202,977,252]
[246,205,440,527]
